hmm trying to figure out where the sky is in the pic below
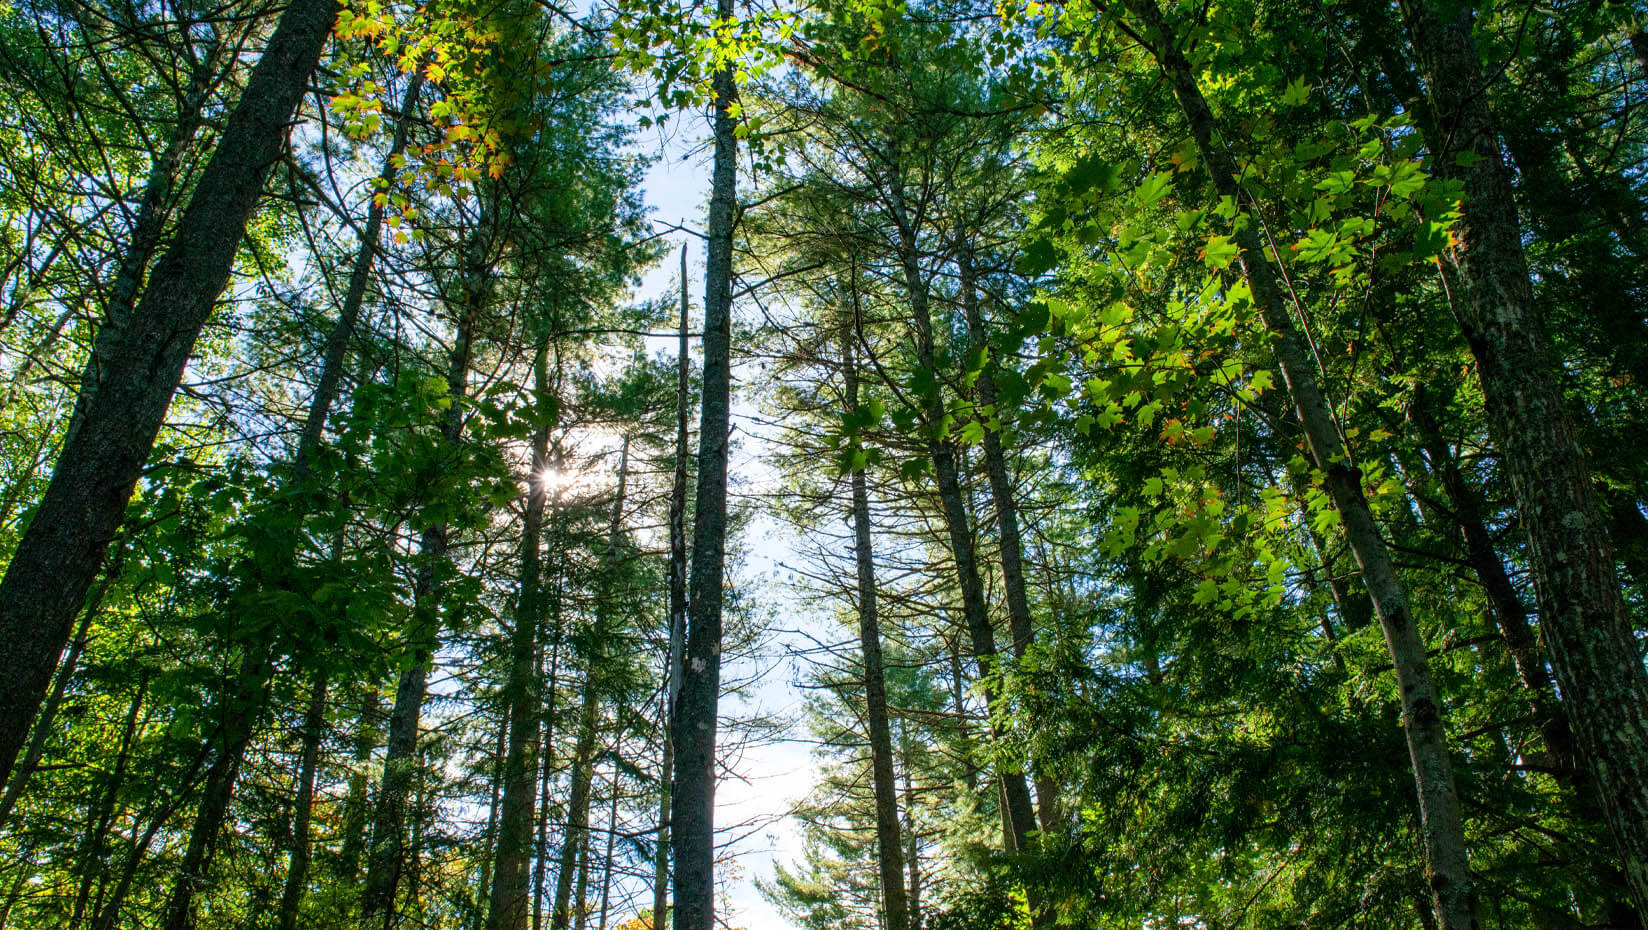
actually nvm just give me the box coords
[628,105,816,930]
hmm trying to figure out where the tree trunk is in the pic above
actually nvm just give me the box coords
[1119,2,1477,926]
[362,246,482,922]
[68,669,149,930]
[1392,0,1648,909]
[0,0,340,784]
[337,686,382,879]
[0,541,124,833]
[955,230,1062,835]
[842,320,911,930]
[489,342,554,930]
[293,69,426,478]
[274,669,330,930]
[884,160,1040,865]
[159,643,275,930]
[655,244,691,930]
[672,8,736,926]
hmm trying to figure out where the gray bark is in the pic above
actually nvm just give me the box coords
[489,342,554,930]
[1393,0,1648,910]
[672,10,736,927]
[843,321,910,930]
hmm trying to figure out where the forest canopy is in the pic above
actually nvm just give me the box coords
[0,0,1644,928]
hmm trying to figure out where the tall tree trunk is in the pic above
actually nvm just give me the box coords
[0,0,340,783]
[842,318,910,930]
[274,670,330,930]
[362,242,483,922]
[884,161,1040,866]
[672,6,737,925]
[597,761,620,930]
[656,245,691,930]
[899,721,922,930]
[954,230,1061,835]
[293,69,426,478]
[558,441,630,930]
[489,342,554,930]
[1118,2,1477,926]
[160,644,276,930]
[1391,0,1648,908]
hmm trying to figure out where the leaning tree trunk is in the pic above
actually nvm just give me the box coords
[0,0,340,784]
[488,342,554,930]
[1119,1,1477,926]
[655,245,691,930]
[672,7,736,927]
[1390,0,1648,910]
[842,319,910,930]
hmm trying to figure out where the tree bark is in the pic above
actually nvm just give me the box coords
[1119,2,1477,926]
[274,669,330,930]
[655,244,691,930]
[955,230,1061,835]
[1391,0,1648,909]
[884,160,1040,864]
[672,8,736,926]
[0,0,340,784]
[489,342,554,930]
[362,238,483,922]
[842,321,910,930]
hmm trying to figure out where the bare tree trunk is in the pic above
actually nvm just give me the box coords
[489,342,554,930]
[672,9,736,926]
[655,244,690,930]
[842,314,910,930]
[1391,0,1648,909]
[1119,2,1477,926]
[954,230,1061,835]
[884,161,1040,867]
[0,0,340,783]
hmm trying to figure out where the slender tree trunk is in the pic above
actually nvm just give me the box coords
[489,342,554,930]
[363,252,482,922]
[1391,1,1648,908]
[672,7,737,926]
[553,659,601,930]
[535,579,568,930]
[884,162,1040,865]
[160,646,275,930]
[899,722,922,930]
[68,669,149,930]
[558,442,629,930]
[597,762,619,930]
[273,669,330,930]
[0,0,340,783]
[293,69,426,478]
[655,244,691,930]
[1119,2,1477,926]
[954,231,1061,835]
[842,321,910,930]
